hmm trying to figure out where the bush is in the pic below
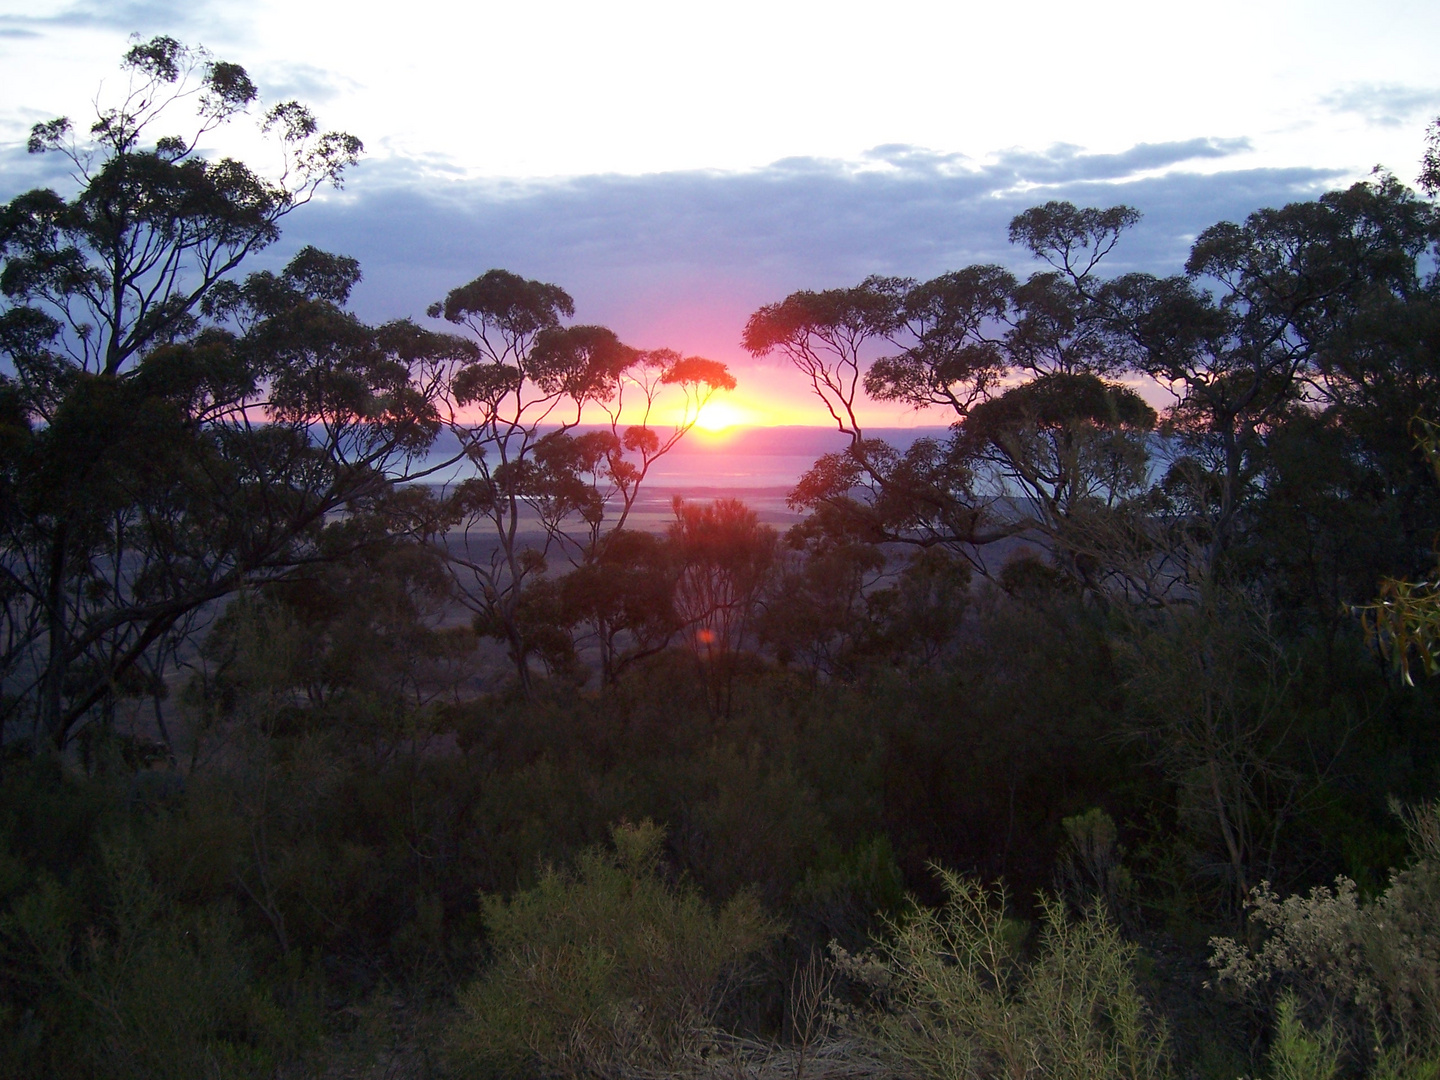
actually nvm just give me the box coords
[1209,800,1440,1073]
[1265,993,1344,1080]
[0,835,315,1080]
[831,867,1170,1080]
[450,820,780,1079]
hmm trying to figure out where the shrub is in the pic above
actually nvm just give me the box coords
[1209,801,1440,1072]
[0,836,314,1079]
[1266,993,1344,1080]
[831,867,1170,1080]
[450,820,779,1079]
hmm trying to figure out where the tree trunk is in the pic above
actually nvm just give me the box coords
[41,523,68,751]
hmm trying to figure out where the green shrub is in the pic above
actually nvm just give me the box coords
[1056,808,1135,922]
[0,836,316,1079]
[831,867,1170,1080]
[1253,993,1440,1080]
[450,820,780,1079]
[1267,994,1343,1080]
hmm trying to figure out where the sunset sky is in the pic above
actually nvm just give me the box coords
[2,0,1438,427]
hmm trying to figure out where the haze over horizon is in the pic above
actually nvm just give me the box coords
[3,0,1438,426]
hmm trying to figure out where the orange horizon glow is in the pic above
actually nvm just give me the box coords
[444,366,1180,433]
[464,354,1185,431]
[575,379,850,430]
[574,388,951,431]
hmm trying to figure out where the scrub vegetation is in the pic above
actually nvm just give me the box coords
[5,36,1440,1079]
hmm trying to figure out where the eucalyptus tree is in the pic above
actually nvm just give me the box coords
[5,36,361,378]
[1094,175,1440,903]
[743,205,1158,592]
[419,270,735,689]
[749,184,1440,604]
[1098,174,1440,615]
[0,38,460,749]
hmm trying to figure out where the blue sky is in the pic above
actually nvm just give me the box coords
[2,0,1438,423]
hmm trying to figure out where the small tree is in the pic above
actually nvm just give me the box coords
[1120,589,1306,917]
[558,528,679,684]
[669,498,776,714]
[418,271,734,691]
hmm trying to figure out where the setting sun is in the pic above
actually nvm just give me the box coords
[693,399,747,432]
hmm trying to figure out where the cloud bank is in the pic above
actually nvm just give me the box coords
[276,139,1346,371]
[1322,83,1440,128]
[0,0,238,37]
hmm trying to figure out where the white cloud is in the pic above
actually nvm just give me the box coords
[1322,83,1440,128]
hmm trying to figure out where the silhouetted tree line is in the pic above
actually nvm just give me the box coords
[3,37,1440,1080]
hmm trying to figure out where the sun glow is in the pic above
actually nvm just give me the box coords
[692,399,747,432]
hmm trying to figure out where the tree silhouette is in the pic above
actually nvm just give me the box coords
[0,39,459,749]
[413,270,734,691]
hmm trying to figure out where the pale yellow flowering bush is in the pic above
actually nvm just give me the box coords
[1210,802,1440,1074]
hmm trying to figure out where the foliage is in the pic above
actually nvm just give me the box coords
[1265,993,1344,1080]
[1424,118,1440,196]
[831,867,1170,1080]
[0,820,317,1079]
[413,272,736,692]
[192,529,475,726]
[450,820,779,1079]
[1210,801,1440,1071]
[0,39,466,750]
[1359,420,1440,684]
